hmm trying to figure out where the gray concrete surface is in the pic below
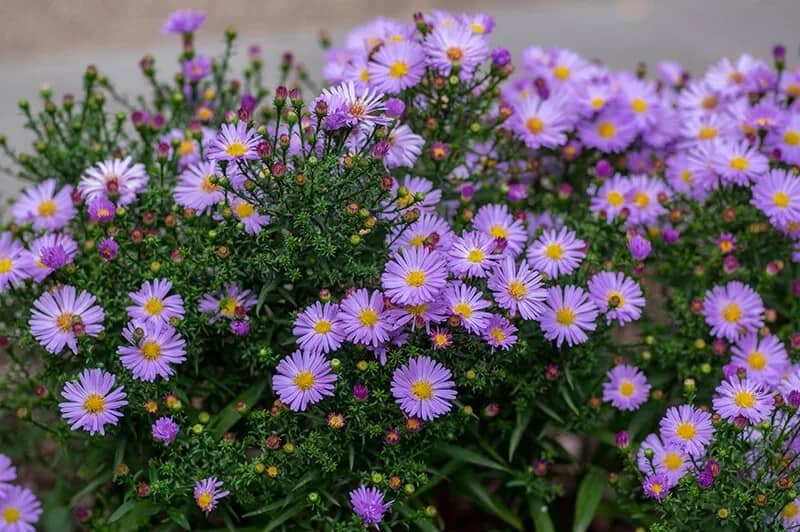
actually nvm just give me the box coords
[2,0,800,204]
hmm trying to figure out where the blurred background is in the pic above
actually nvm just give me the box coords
[1,0,800,201]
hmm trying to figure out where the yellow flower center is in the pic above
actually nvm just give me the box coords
[633,191,650,208]
[721,303,742,323]
[490,327,506,343]
[314,319,332,334]
[787,84,800,97]
[2,507,20,524]
[225,142,248,157]
[293,370,316,391]
[729,156,749,171]
[197,491,213,510]
[553,64,570,81]
[675,422,696,441]
[389,61,409,79]
[56,312,74,332]
[201,176,219,193]
[619,381,636,397]
[409,234,426,247]
[144,298,164,316]
[0,257,12,274]
[698,126,717,140]
[631,97,648,114]
[590,97,604,109]
[597,121,616,138]
[526,117,544,134]
[784,130,800,146]
[466,248,485,263]
[748,351,766,370]
[701,95,718,110]
[680,170,694,184]
[407,303,428,317]
[434,333,449,347]
[235,202,255,219]
[606,190,624,206]
[543,242,564,260]
[650,482,663,495]
[508,280,527,300]
[734,390,756,408]
[405,270,426,287]
[489,225,508,239]
[555,307,575,326]
[178,139,196,156]
[663,452,683,471]
[446,47,464,61]
[220,297,237,316]
[607,290,625,308]
[411,379,433,400]
[38,199,57,218]
[774,191,791,209]
[359,68,370,83]
[388,34,404,43]
[471,22,485,34]
[83,393,106,414]
[453,302,473,319]
[358,308,379,327]
[783,502,799,520]
[140,340,162,361]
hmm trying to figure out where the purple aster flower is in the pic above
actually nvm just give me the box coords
[628,235,652,261]
[579,105,638,153]
[0,485,42,531]
[697,471,714,489]
[590,174,630,222]
[22,233,78,282]
[510,93,575,149]
[382,247,448,306]
[423,21,489,77]
[161,9,206,34]
[602,364,651,411]
[152,416,179,445]
[230,197,270,234]
[173,161,224,215]
[118,320,186,382]
[659,405,714,458]
[491,47,511,67]
[588,271,645,325]
[642,473,673,501]
[388,176,442,216]
[443,281,491,334]
[703,281,764,341]
[447,231,500,278]
[194,477,229,514]
[230,319,250,336]
[527,227,586,279]
[705,54,761,97]
[29,285,105,355]
[349,485,392,528]
[395,213,455,253]
[339,289,395,348]
[473,204,527,257]
[293,302,345,356]
[768,114,800,165]
[98,238,118,262]
[538,285,598,347]
[386,298,447,333]
[712,376,773,424]
[625,175,669,226]
[653,443,690,485]
[0,455,16,498]
[78,157,149,207]
[207,122,261,163]
[368,41,426,94]
[199,283,256,323]
[59,368,127,435]
[384,125,424,169]
[0,232,29,292]
[711,140,769,186]
[637,433,664,475]
[183,55,211,82]
[464,12,495,34]
[782,497,800,529]
[272,350,337,411]
[751,168,800,230]
[482,314,518,351]
[353,384,369,401]
[317,81,387,128]
[730,333,788,388]
[12,179,76,231]
[487,256,546,319]
[87,197,116,223]
[716,233,736,255]
[126,278,184,326]
[391,356,456,421]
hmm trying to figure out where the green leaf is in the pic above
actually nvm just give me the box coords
[509,408,533,462]
[242,494,299,518]
[262,502,304,531]
[437,444,510,473]
[530,499,556,532]
[536,401,565,425]
[70,471,112,506]
[573,467,607,532]
[559,385,580,417]
[209,381,267,439]
[108,501,136,524]
[167,507,191,530]
[395,502,439,532]
[459,476,523,531]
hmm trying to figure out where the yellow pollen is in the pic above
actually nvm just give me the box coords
[0,257,12,274]
[358,308,379,327]
[235,202,255,219]
[389,61,409,78]
[774,191,791,209]
[619,381,636,397]
[178,139,196,156]
[144,297,164,316]
[359,69,370,83]
[411,379,433,400]
[526,117,544,134]
[748,351,767,370]
[489,225,508,239]
[729,156,749,171]
[407,303,428,317]
[590,97,604,109]
[784,130,800,146]
[721,303,742,323]
[220,297,237,316]
[349,102,367,117]
[543,242,564,260]
[508,280,528,300]
[663,452,683,471]
[35,257,46,270]
[631,97,648,114]
[650,482,663,495]
[633,191,650,208]
[490,328,506,343]
[140,340,162,361]
[293,370,315,391]
[314,320,332,334]
[405,270,426,287]
[56,312,74,332]
[734,390,756,408]
[680,170,694,184]
[719,241,733,253]
[555,307,575,326]
[409,235,426,247]
[201,176,219,193]
[466,248,485,263]
[224,141,248,157]
[698,126,718,140]
[38,199,57,218]
[197,492,213,510]
[446,47,464,61]
[553,64,570,81]
[783,503,799,520]
[788,84,800,96]
[675,422,696,441]
[730,71,745,84]
[2,507,20,524]
[471,22,485,34]
[83,393,106,414]
[453,302,472,319]
[597,121,616,139]
[607,290,625,308]
[434,333,449,346]
[607,190,624,206]
[701,95,718,110]
[388,34,404,43]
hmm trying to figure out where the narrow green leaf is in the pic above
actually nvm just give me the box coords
[107,501,137,524]
[460,476,523,531]
[573,467,607,532]
[209,381,267,439]
[167,507,191,530]
[262,502,304,532]
[437,444,510,473]
[536,401,565,425]
[559,385,580,416]
[70,471,112,506]
[530,499,556,532]
[509,408,533,462]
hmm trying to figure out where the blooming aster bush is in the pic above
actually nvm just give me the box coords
[2,7,800,531]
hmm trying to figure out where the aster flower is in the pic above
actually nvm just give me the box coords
[29,285,105,355]
[12,179,76,231]
[443,282,491,334]
[384,125,424,169]
[395,213,455,252]
[705,54,761,97]
[340,289,395,348]
[768,113,800,165]
[98,238,118,262]
[183,54,211,82]
[173,161,224,215]
[390,176,441,215]
[22,233,78,282]
[207,122,261,162]
[230,197,270,234]
[152,416,179,445]
[463,12,495,34]
[659,405,714,457]
[0,232,29,292]
[716,233,736,255]
[472,204,527,257]
[652,443,690,485]
[587,271,645,325]
[781,497,800,529]
[703,281,764,341]
[527,227,586,279]
[423,21,489,77]
[293,302,345,356]
[272,350,337,411]
[538,285,598,347]
[447,230,500,278]
[482,314,518,351]
[579,105,638,153]
[619,75,660,131]
[78,157,149,207]
[642,473,673,501]
[0,455,16,498]
[127,278,185,326]
[87,197,116,223]
[712,376,773,424]
[59,368,127,435]
[730,333,788,388]
[382,247,448,306]
[751,168,800,230]
[711,140,769,186]
[625,175,668,226]
[510,94,575,149]
[118,320,186,382]
[430,327,453,350]
[487,256,546,319]
[368,41,425,94]
[637,433,665,475]
[602,364,651,411]
[318,81,387,128]
[161,9,206,34]
[391,356,456,420]
[349,485,392,528]
[628,235,652,261]
[194,477,229,514]
[0,485,42,531]
[199,283,257,323]
[590,174,630,222]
